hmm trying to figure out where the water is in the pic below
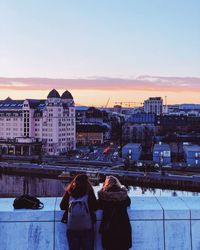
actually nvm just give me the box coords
[0,174,199,198]
[0,174,65,197]
[94,184,199,197]
[127,186,199,197]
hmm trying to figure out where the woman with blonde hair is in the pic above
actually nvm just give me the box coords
[98,176,132,250]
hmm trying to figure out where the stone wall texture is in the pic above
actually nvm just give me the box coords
[0,197,200,250]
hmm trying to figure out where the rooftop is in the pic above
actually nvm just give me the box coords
[153,143,170,151]
[183,144,200,152]
[0,196,200,250]
[61,90,73,99]
[0,100,24,109]
[123,143,142,148]
[77,123,109,133]
[47,89,60,99]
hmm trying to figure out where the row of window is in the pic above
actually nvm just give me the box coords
[0,123,22,127]
[0,127,22,131]
[47,146,73,153]
[0,113,22,117]
[0,132,23,137]
[0,117,22,121]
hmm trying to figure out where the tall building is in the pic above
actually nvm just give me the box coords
[144,97,163,115]
[0,89,76,156]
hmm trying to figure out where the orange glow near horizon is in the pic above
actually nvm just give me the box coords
[0,89,199,107]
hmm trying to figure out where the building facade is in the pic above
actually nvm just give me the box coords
[153,143,171,165]
[144,97,163,115]
[76,123,109,146]
[122,143,142,161]
[0,89,76,156]
[183,144,200,167]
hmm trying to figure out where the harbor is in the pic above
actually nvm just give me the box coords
[1,162,200,196]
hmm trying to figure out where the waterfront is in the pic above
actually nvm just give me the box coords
[0,173,199,198]
[127,186,199,197]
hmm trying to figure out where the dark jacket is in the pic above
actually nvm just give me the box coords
[60,188,97,224]
[98,187,132,250]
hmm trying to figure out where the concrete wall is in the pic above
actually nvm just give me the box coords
[0,197,200,250]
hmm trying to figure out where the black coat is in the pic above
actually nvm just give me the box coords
[98,189,132,250]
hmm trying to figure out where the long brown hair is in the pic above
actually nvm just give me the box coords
[66,174,94,198]
[102,175,122,192]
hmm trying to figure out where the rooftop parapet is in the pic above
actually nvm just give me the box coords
[0,197,200,250]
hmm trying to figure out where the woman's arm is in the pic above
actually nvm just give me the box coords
[60,190,69,210]
[97,197,106,210]
[88,188,98,211]
[126,196,131,207]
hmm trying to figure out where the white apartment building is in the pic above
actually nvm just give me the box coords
[0,89,76,156]
[144,97,163,115]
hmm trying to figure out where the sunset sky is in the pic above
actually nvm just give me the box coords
[0,0,200,106]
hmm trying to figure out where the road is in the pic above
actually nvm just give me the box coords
[1,162,200,183]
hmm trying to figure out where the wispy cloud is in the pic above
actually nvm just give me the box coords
[0,76,200,92]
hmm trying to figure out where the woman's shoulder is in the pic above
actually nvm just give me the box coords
[98,187,129,202]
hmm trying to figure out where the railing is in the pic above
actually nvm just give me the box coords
[0,197,200,250]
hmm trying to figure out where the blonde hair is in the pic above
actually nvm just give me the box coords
[102,175,122,191]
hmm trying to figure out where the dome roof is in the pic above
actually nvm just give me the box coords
[47,89,60,98]
[5,97,12,101]
[61,90,73,99]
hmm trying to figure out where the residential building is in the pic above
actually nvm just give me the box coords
[126,113,156,124]
[113,105,122,114]
[183,144,200,167]
[0,89,76,156]
[76,123,109,145]
[144,97,163,115]
[122,143,142,161]
[153,143,171,165]
[76,106,88,124]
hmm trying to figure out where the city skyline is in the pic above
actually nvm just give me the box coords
[0,76,200,106]
[0,0,200,105]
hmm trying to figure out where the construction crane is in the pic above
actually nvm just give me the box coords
[115,101,143,108]
[105,97,110,108]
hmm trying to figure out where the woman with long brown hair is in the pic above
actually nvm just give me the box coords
[60,174,97,250]
[98,176,132,250]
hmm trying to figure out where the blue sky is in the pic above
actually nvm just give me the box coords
[0,1,200,105]
[0,0,199,78]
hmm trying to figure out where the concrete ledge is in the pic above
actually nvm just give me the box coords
[0,198,56,222]
[0,197,200,250]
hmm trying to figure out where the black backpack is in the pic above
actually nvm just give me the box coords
[13,195,44,209]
